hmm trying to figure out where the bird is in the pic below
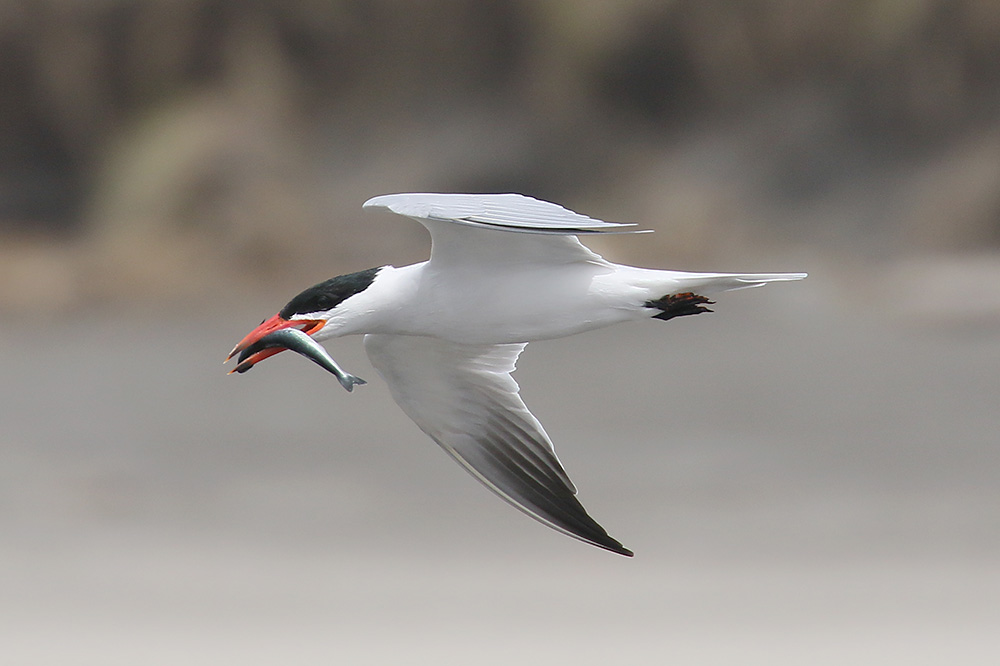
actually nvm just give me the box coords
[227,193,806,556]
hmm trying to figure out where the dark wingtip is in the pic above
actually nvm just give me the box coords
[600,538,634,557]
[581,523,633,556]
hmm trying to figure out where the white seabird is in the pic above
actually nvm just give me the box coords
[228,193,806,556]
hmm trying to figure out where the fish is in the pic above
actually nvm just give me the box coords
[234,327,367,392]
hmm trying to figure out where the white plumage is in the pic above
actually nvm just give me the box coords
[230,193,806,556]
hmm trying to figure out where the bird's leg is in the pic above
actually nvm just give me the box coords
[645,292,714,321]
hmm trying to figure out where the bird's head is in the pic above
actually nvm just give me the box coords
[226,266,382,373]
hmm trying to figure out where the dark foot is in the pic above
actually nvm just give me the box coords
[645,292,714,321]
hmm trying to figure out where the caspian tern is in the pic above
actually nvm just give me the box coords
[227,193,806,556]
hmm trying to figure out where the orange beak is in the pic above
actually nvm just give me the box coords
[226,313,326,374]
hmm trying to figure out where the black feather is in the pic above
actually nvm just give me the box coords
[280,266,382,318]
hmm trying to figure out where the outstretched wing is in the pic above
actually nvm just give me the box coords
[363,192,641,234]
[363,192,648,267]
[363,333,632,556]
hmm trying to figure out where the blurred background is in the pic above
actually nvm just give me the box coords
[1,1,998,664]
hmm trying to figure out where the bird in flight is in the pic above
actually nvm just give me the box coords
[227,193,805,556]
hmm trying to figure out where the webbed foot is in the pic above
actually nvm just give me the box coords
[646,292,714,321]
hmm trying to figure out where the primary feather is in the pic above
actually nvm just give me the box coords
[363,192,644,234]
[364,333,632,556]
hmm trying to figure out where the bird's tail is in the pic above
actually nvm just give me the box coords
[666,271,807,294]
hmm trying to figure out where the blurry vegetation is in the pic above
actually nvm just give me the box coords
[1,0,999,304]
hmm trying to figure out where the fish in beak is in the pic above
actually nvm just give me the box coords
[226,315,366,392]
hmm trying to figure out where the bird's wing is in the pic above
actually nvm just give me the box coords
[363,192,649,267]
[364,333,632,556]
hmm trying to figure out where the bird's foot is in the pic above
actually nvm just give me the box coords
[646,292,714,321]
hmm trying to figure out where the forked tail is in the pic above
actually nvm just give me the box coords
[668,271,807,294]
[643,271,806,321]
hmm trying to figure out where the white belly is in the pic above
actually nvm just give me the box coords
[315,260,801,345]
[382,262,652,345]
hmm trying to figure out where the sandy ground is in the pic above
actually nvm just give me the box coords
[1,275,998,665]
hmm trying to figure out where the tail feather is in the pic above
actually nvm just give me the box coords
[669,271,807,294]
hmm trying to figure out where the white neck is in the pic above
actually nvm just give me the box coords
[310,264,422,340]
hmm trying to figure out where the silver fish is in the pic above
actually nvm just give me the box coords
[235,327,367,392]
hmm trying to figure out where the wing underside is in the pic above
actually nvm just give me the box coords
[363,333,632,556]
